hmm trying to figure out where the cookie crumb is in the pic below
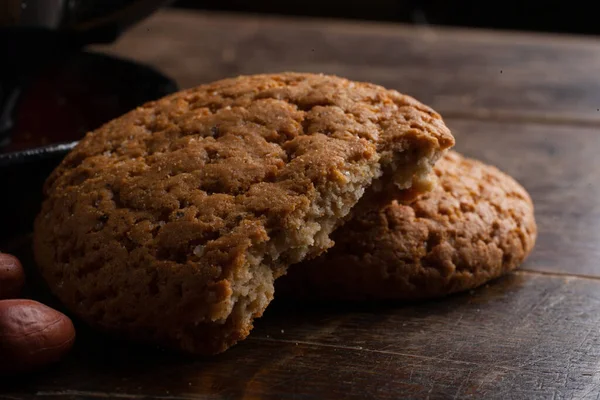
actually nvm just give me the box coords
[193,245,205,257]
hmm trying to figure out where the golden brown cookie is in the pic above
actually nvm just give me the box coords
[33,72,454,354]
[277,151,537,301]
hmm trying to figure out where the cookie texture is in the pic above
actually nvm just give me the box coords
[277,151,537,301]
[33,72,454,354]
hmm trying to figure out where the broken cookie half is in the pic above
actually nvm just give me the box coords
[33,72,454,355]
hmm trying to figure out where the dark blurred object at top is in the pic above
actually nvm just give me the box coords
[1,0,173,48]
[0,1,178,241]
[0,0,175,145]
[172,0,598,36]
[1,0,173,76]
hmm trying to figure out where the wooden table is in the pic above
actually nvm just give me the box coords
[4,9,600,399]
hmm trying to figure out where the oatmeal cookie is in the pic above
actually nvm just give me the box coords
[33,73,454,354]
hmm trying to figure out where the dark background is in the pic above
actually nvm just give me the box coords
[170,1,599,36]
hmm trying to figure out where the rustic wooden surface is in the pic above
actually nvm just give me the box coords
[4,8,600,400]
[96,10,600,126]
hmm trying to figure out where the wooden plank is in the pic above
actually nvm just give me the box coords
[3,269,600,399]
[445,118,600,277]
[94,9,600,125]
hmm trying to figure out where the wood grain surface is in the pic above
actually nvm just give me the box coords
[4,8,600,400]
[95,10,600,126]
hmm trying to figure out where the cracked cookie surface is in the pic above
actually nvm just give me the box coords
[277,151,537,301]
[33,72,454,354]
